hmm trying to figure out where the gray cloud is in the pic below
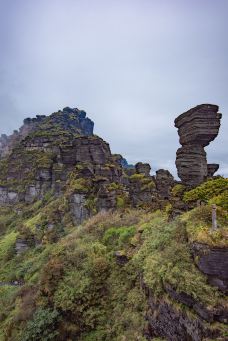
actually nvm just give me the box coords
[0,0,227,177]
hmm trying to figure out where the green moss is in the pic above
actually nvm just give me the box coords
[129,173,145,181]
[129,173,155,191]
[106,182,123,191]
[68,177,90,194]
[171,184,186,197]
[116,196,125,208]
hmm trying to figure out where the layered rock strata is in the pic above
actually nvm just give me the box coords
[0,107,175,223]
[175,104,222,186]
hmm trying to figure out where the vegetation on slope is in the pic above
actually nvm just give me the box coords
[0,178,227,340]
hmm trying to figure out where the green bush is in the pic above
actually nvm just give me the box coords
[21,307,59,341]
[183,178,228,203]
[103,226,136,249]
[134,214,219,305]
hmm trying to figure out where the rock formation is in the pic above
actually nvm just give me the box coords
[135,162,151,176]
[175,104,222,186]
[155,169,174,200]
[0,107,175,222]
[191,242,228,293]
[0,107,94,158]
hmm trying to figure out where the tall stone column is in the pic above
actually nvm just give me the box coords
[174,104,222,187]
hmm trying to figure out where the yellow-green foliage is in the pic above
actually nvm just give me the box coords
[24,212,43,232]
[106,182,123,191]
[134,212,219,305]
[0,202,226,339]
[130,173,145,181]
[67,177,90,194]
[183,177,228,203]
[171,184,186,197]
[103,225,136,249]
[130,173,155,191]
[181,205,228,247]
[0,231,18,263]
[208,190,228,210]
[116,195,125,208]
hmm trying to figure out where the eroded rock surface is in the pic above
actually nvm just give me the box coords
[0,107,176,219]
[191,242,228,293]
[155,169,174,200]
[175,104,222,186]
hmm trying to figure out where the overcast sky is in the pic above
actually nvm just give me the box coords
[0,0,227,177]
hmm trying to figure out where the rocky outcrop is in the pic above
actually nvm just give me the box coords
[15,239,29,255]
[191,242,228,293]
[60,136,111,165]
[70,193,90,224]
[0,187,19,205]
[0,107,94,158]
[146,297,222,341]
[135,162,151,176]
[0,105,179,222]
[155,169,175,200]
[207,164,219,178]
[142,282,227,341]
[175,104,222,186]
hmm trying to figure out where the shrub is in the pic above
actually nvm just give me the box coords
[134,214,219,305]
[183,178,228,203]
[21,307,59,341]
[181,205,228,247]
[103,226,136,249]
[171,184,186,197]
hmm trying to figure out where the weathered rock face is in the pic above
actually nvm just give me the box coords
[70,193,90,224]
[176,145,208,186]
[135,162,151,176]
[191,242,228,293]
[175,104,222,147]
[142,282,227,341]
[155,169,175,200]
[0,105,177,223]
[60,136,111,165]
[146,297,222,341]
[175,104,222,186]
[207,163,219,178]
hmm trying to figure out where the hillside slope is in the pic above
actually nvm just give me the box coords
[0,106,227,341]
